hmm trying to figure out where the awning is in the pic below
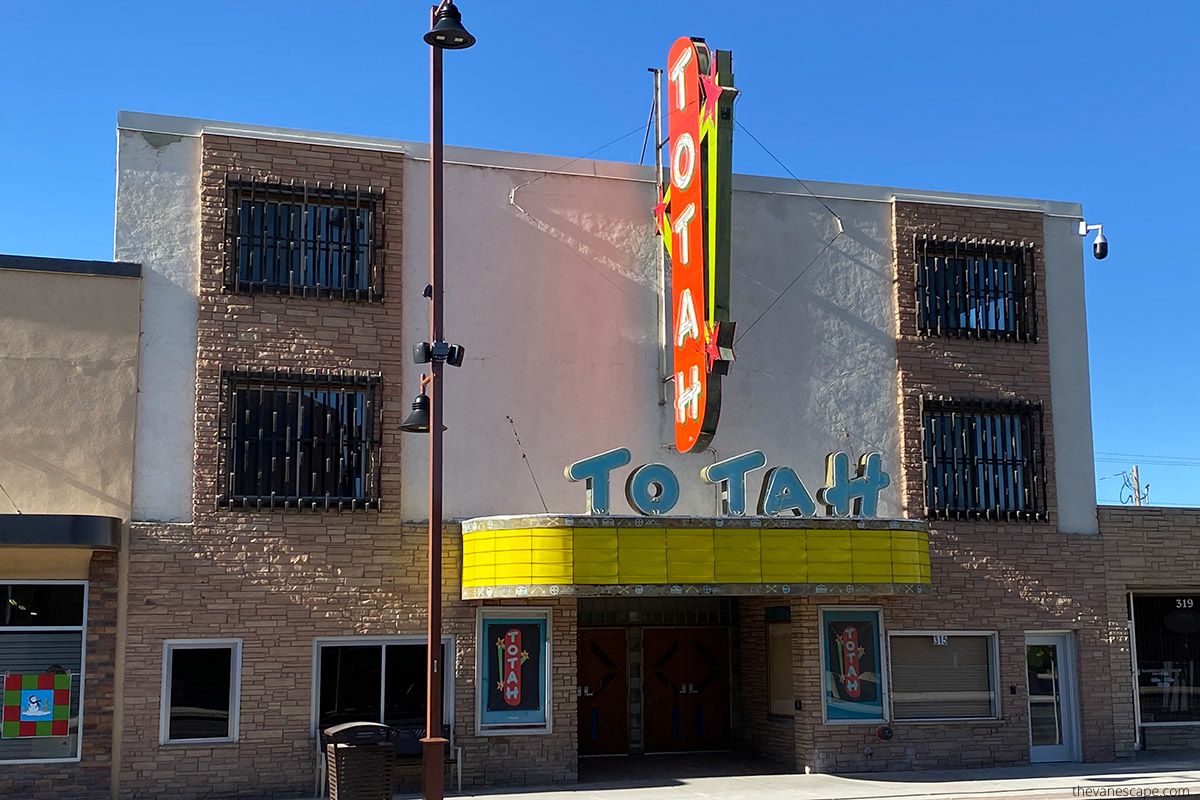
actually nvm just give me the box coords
[0,514,122,580]
[461,514,930,599]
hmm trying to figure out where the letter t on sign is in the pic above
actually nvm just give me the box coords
[700,450,767,516]
[564,448,632,515]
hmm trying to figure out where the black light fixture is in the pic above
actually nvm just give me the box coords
[424,2,475,50]
[401,375,446,433]
[400,390,432,433]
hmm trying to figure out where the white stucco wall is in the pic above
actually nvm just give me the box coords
[114,129,200,523]
[400,155,902,520]
[111,113,1093,528]
[1044,215,1099,533]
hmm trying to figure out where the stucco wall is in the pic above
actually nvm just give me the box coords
[115,129,201,523]
[1044,215,1099,533]
[0,267,140,519]
[399,162,902,520]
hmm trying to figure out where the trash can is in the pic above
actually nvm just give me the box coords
[321,722,401,800]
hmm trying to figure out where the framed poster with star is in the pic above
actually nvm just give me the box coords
[819,607,887,723]
[476,608,551,734]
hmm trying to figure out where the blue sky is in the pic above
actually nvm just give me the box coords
[3,1,1197,506]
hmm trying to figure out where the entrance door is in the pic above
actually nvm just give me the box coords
[642,628,731,753]
[578,629,629,755]
[1026,634,1080,763]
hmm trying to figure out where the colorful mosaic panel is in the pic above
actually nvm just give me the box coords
[2,673,71,738]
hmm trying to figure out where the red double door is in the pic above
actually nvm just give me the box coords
[579,627,731,755]
[642,628,731,753]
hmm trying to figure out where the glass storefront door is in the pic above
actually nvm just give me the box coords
[1025,633,1079,763]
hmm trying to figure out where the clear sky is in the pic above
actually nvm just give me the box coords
[2,1,1197,507]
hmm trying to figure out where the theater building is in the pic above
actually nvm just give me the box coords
[2,100,1198,800]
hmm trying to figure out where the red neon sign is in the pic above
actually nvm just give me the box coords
[657,37,736,453]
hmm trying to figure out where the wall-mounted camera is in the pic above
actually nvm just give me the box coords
[1079,221,1108,260]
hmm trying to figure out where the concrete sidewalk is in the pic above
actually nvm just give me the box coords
[404,754,1200,800]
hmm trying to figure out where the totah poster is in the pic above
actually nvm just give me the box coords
[821,609,885,722]
[480,617,547,729]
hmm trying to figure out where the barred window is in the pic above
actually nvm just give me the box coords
[921,396,1047,520]
[224,178,384,301]
[916,237,1037,341]
[219,370,382,510]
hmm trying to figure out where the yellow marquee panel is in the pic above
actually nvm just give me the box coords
[460,516,931,598]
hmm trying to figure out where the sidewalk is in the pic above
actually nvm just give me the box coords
[408,753,1200,800]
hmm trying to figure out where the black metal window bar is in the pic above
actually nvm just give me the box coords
[921,396,1047,521]
[915,236,1037,341]
[218,370,382,510]
[224,177,384,301]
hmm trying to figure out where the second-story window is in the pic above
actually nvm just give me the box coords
[218,370,382,510]
[224,178,384,301]
[915,236,1037,341]
[921,396,1047,521]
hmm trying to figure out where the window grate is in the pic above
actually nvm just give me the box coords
[217,369,382,510]
[921,396,1047,521]
[223,177,385,301]
[915,236,1037,341]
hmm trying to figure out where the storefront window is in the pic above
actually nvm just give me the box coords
[0,582,86,763]
[161,640,241,743]
[1133,595,1200,724]
[889,633,998,720]
[315,638,450,733]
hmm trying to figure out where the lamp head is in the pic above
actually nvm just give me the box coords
[400,391,432,433]
[424,2,475,50]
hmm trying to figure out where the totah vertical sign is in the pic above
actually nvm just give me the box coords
[656,36,737,454]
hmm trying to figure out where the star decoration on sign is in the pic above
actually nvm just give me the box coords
[699,52,736,125]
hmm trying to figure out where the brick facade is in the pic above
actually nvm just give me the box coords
[118,135,576,799]
[748,199,1122,773]
[0,552,118,800]
[1099,506,1200,758]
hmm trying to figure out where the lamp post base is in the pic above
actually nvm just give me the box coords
[421,736,447,799]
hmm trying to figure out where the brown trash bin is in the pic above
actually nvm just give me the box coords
[322,722,400,800]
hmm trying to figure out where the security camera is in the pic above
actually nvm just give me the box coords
[1079,221,1107,260]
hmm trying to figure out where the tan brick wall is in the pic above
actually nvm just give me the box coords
[893,201,1056,526]
[786,527,1115,772]
[0,552,118,800]
[779,200,1119,774]
[119,135,576,799]
[1099,506,1200,757]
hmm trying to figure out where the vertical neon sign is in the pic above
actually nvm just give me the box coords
[657,37,737,454]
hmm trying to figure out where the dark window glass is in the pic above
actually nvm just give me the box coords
[318,643,446,730]
[168,647,233,740]
[916,238,1037,341]
[319,646,382,730]
[384,644,428,727]
[224,180,383,301]
[221,372,381,510]
[1134,595,1200,724]
[922,397,1046,520]
[0,584,85,627]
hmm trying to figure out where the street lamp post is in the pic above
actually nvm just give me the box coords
[415,4,474,800]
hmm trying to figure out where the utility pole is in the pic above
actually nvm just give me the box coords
[1131,465,1145,505]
